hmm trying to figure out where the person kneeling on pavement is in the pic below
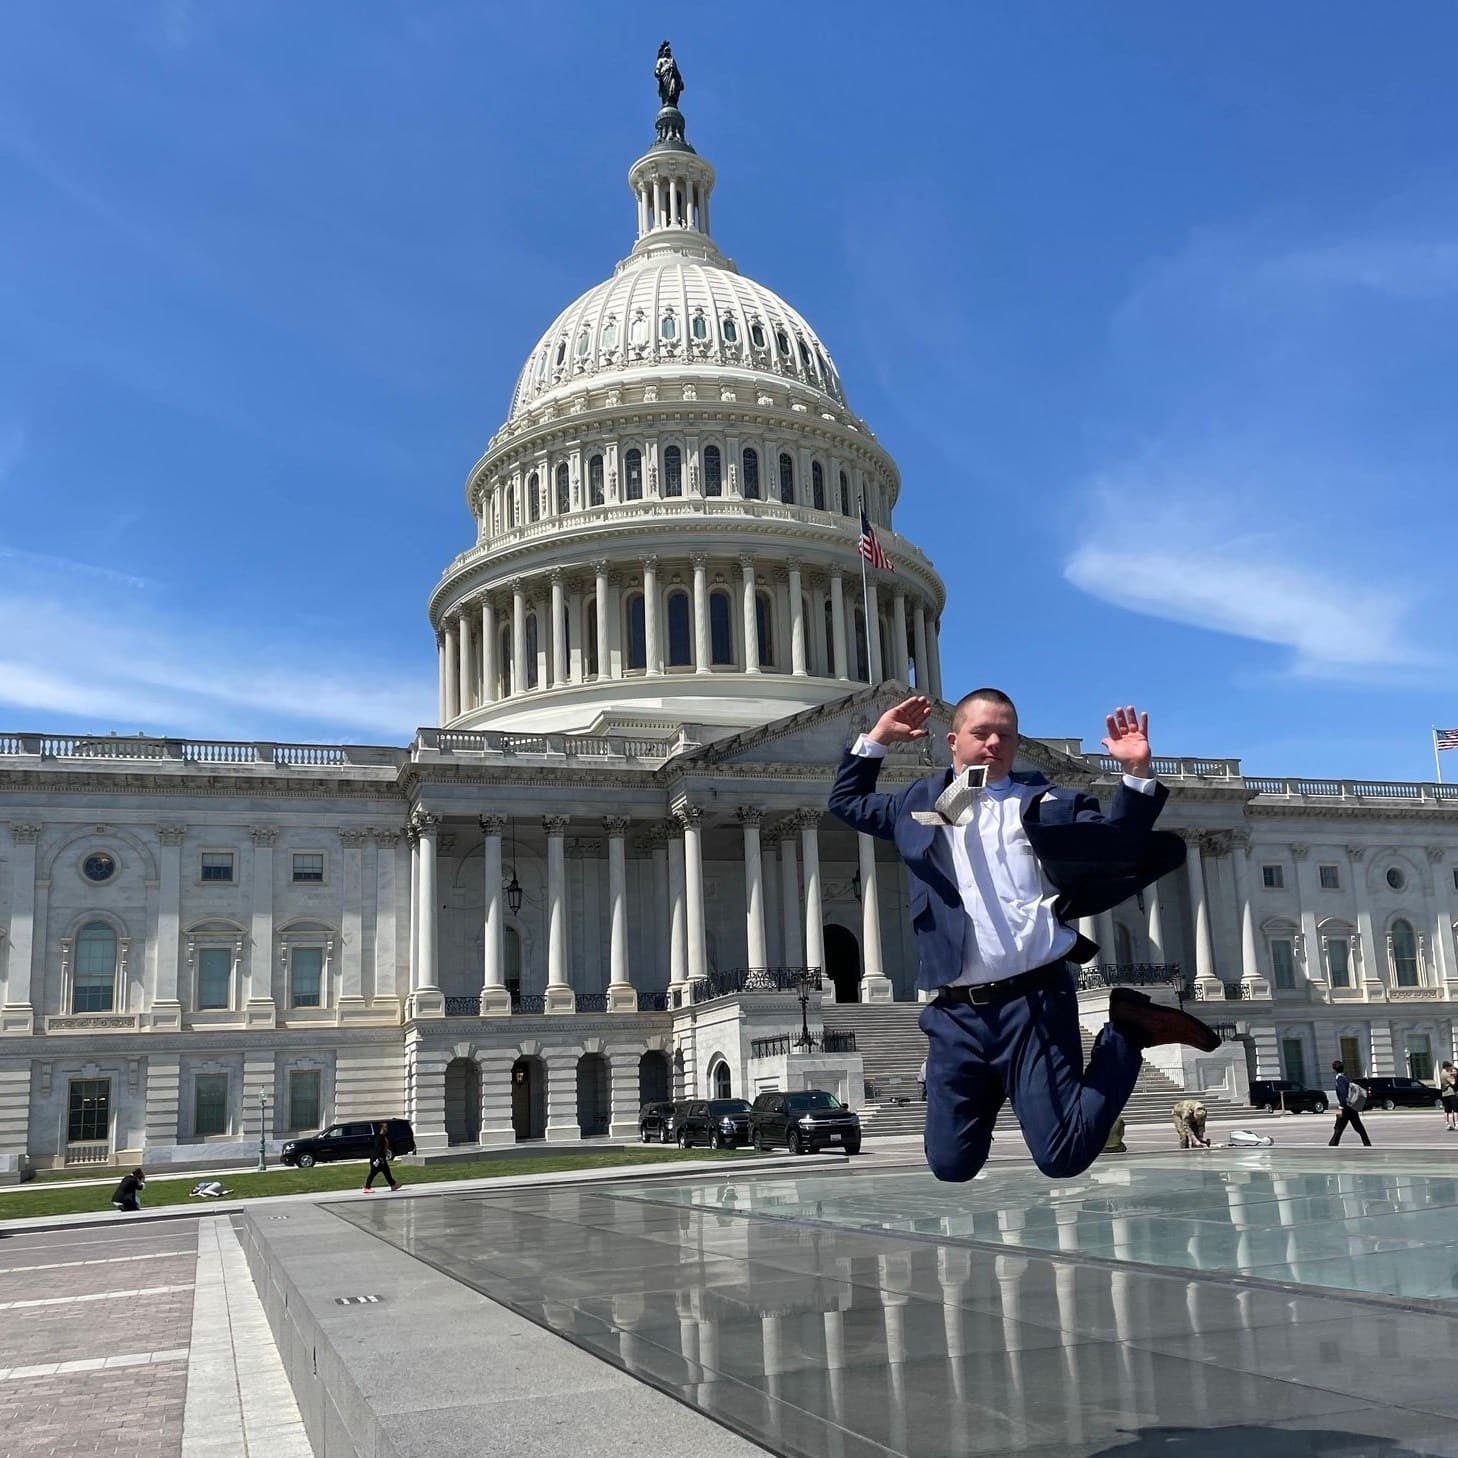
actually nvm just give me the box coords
[1172,1098,1210,1148]
[111,1167,145,1213]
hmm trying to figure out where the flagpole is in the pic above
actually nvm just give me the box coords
[857,495,874,684]
[1436,729,1444,785]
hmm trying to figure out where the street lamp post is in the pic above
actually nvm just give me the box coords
[256,1092,270,1173]
[794,970,816,1051]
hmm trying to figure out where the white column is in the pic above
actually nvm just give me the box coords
[892,593,910,685]
[913,604,929,694]
[830,570,849,681]
[779,832,802,972]
[1349,846,1380,993]
[864,577,882,682]
[480,816,510,1015]
[1,827,36,1032]
[1291,842,1321,989]
[443,621,460,720]
[544,816,574,1012]
[692,554,710,673]
[550,571,567,688]
[788,561,807,677]
[680,806,708,992]
[338,829,367,1014]
[1422,848,1447,984]
[152,826,184,1026]
[481,598,498,704]
[1184,831,1218,991]
[408,828,419,991]
[800,812,825,975]
[605,817,636,1010]
[458,610,474,712]
[643,557,661,675]
[595,560,612,679]
[413,815,441,1011]
[859,832,892,1001]
[247,827,277,1025]
[512,582,527,697]
[667,822,687,1001]
[1432,848,1458,986]
[740,554,760,674]
[929,619,944,699]
[1230,833,1262,990]
[436,634,447,724]
[739,809,767,971]
[1146,877,1164,959]
[372,828,401,1005]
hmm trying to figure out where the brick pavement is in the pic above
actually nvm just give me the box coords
[0,1222,196,1457]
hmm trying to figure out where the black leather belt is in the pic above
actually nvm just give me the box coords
[935,960,1069,1008]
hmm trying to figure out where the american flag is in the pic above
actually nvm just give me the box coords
[1436,728,1458,751]
[858,506,893,572]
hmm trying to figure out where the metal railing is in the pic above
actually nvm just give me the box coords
[511,993,547,1014]
[444,996,481,1016]
[749,1029,857,1060]
[1076,962,1185,990]
[575,992,609,1013]
[689,967,821,1003]
[1222,980,1264,1000]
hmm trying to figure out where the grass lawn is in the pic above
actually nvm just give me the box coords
[0,1147,746,1221]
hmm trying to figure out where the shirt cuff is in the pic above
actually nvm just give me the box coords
[1122,773,1158,796]
[851,735,887,759]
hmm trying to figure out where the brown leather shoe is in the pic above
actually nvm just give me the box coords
[1109,988,1221,1053]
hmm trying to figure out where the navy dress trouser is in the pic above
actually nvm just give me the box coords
[919,969,1143,1182]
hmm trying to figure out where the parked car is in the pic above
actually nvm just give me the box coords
[1249,1080,1328,1114]
[1362,1077,1442,1111]
[674,1099,752,1149]
[281,1118,415,1168]
[750,1089,861,1155]
[638,1100,679,1143]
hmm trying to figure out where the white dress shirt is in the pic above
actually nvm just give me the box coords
[851,736,1156,986]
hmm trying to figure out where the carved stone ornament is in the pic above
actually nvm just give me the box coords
[9,824,42,844]
[735,806,765,828]
[251,826,279,848]
[480,815,508,837]
[542,815,571,835]
[1346,845,1368,862]
[1291,844,1310,860]
[1428,847,1447,863]
[339,829,370,849]
[674,804,702,829]
[602,816,631,837]
[372,828,402,847]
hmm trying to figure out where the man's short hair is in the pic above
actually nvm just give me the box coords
[951,687,1018,731]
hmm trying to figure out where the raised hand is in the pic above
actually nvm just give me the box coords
[1100,704,1154,778]
[868,695,932,746]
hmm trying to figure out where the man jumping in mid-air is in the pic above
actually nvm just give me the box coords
[829,689,1220,1182]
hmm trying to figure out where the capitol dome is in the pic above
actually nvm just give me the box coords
[428,59,945,738]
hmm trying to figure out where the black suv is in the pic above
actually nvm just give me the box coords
[674,1099,752,1149]
[750,1089,861,1155]
[1250,1080,1328,1114]
[638,1101,680,1143]
[281,1118,415,1168]
[1362,1077,1441,1111]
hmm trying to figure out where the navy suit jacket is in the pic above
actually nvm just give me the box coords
[827,749,1185,994]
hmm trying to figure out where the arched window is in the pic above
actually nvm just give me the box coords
[527,472,540,522]
[742,447,760,499]
[626,593,646,671]
[554,338,566,369]
[588,454,604,506]
[585,601,598,678]
[812,460,825,510]
[575,329,590,359]
[710,590,734,665]
[778,452,795,504]
[504,483,516,526]
[755,591,776,669]
[555,462,570,515]
[712,1061,732,1098]
[703,445,722,496]
[1392,918,1420,987]
[504,926,522,997]
[73,922,117,1013]
[660,312,677,341]
[824,600,837,676]
[498,624,512,696]
[775,328,791,357]
[525,614,539,689]
[624,448,643,501]
[667,591,692,667]
[853,609,869,681]
[839,469,851,515]
[690,313,708,342]
[750,322,767,352]
[1114,922,1135,967]
[721,315,739,344]
[601,318,618,350]
[663,445,683,497]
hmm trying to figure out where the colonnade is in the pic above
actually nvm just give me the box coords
[436,554,943,720]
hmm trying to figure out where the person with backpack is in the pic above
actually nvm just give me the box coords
[363,1122,401,1192]
[1329,1060,1372,1147]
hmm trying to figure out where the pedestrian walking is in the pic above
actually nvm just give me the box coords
[1440,1062,1458,1131]
[111,1167,145,1213]
[1329,1060,1372,1147]
[363,1122,401,1192]
[917,1059,928,1102]
[1172,1098,1211,1148]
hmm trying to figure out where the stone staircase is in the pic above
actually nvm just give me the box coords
[824,1002,1246,1140]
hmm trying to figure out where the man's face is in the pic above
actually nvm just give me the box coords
[946,699,1019,779]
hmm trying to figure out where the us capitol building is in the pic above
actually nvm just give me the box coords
[2,54,1456,1173]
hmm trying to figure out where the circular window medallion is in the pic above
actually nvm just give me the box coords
[1385,866,1406,891]
[82,852,117,884]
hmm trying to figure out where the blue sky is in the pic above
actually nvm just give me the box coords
[2,3,1455,778]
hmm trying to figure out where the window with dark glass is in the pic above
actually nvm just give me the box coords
[703,444,722,496]
[527,472,540,522]
[525,614,539,689]
[742,447,760,499]
[691,313,708,341]
[755,592,775,668]
[663,445,683,497]
[585,602,598,677]
[797,339,813,374]
[667,592,692,666]
[504,484,516,526]
[82,852,116,883]
[839,469,850,515]
[554,338,566,368]
[197,946,231,1010]
[194,1073,229,1137]
[721,315,738,343]
[201,852,234,883]
[778,453,794,504]
[589,454,604,506]
[1392,919,1419,986]
[624,448,643,500]
[775,328,790,356]
[291,946,324,1008]
[660,313,677,341]
[575,329,590,358]
[292,853,324,883]
[710,590,733,665]
[853,609,869,681]
[73,922,116,1013]
[626,593,646,670]
[555,462,570,514]
[1326,936,1352,988]
[824,600,836,675]
[1271,937,1296,990]
[67,1079,109,1143]
[288,1070,321,1132]
[811,460,825,510]
[498,625,512,696]
[1319,864,1340,890]
[750,322,766,351]
[1262,864,1283,890]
